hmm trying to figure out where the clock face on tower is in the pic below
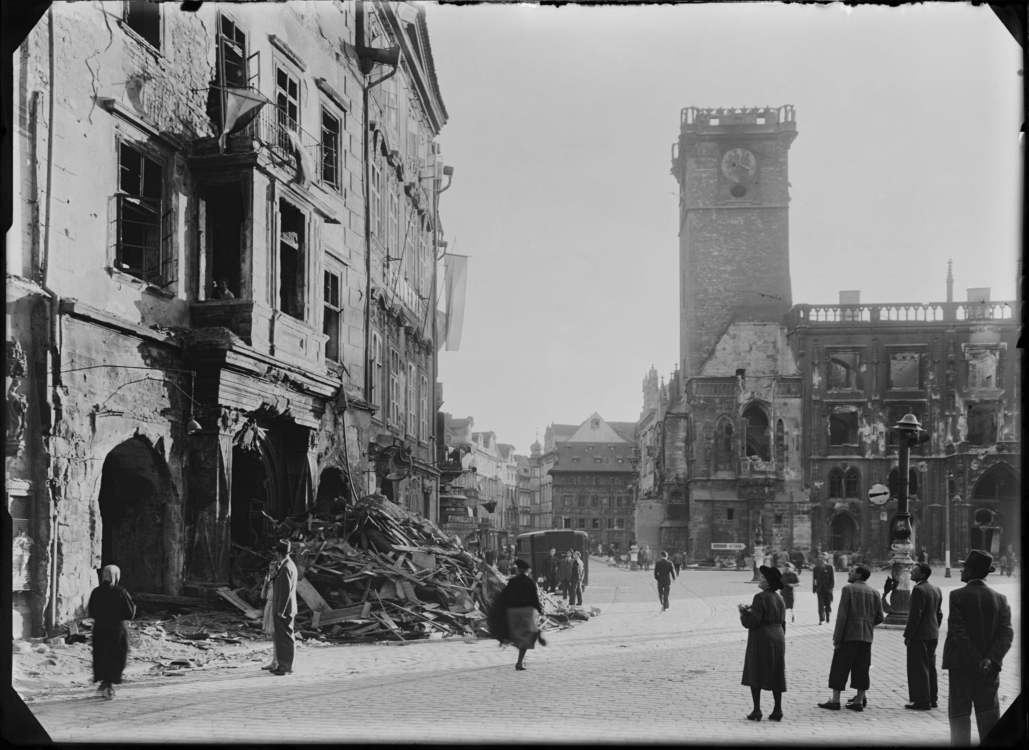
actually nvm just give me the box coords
[721,148,757,183]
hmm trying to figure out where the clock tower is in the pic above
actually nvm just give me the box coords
[671,106,798,378]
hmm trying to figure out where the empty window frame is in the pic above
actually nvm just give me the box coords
[965,348,1000,389]
[591,518,600,530]
[828,468,844,498]
[275,66,300,153]
[216,14,248,88]
[407,363,418,436]
[716,419,734,471]
[388,348,401,426]
[829,407,860,446]
[370,332,382,408]
[966,403,998,446]
[419,375,429,442]
[828,350,863,390]
[844,468,860,498]
[774,514,783,525]
[727,508,735,521]
[116,142,168,284]
[320,108,342,190]
[277,200,305,320]
[323,269,342,362]
[889,350,923,390]
[124,1,161,50]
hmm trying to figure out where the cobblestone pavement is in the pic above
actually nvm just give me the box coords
[25,561,1021,745]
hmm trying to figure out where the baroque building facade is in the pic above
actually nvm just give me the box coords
[6,1,451,638]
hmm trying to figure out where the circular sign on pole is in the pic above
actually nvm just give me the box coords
[867,483,891,506]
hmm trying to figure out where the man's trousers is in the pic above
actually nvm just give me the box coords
[828,640,872,691]
[657,582,670,609]
[906,638,938,705]
[817,590,833,623]
[947,667,1000,745]
[273,613,296,672]
[568,581,583,606]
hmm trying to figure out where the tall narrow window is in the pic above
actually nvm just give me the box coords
[389,348,401,426]
[716,420,734,472]
[320,108,341,190]
[276,67,300,153]
[407,363,417,436]
[124,1,161,50]
[420,375,429,442]
[216,15,247,87]
[829,407,860,446]
[277,200,305,320]
[844,468,860,498]
[775,419,785,465]
[388,186,399,256]
[370,333,382,409]
[828,468,844,499]
[323,269,342,362]
[370,155,382,240]
[117,143,165,284]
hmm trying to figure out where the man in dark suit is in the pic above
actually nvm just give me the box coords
[813,554,836,624]
[271,539,298,676]
[818,564,884,712]
[568,552,585,606]
[942,550,1013,746]
[654,551,676,611]
[540,548,561,594]
[903,562,943,710]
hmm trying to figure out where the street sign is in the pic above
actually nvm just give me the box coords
[711,542,746,551]
[867,483,890,506]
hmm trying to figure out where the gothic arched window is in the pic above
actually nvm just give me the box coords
[844,468,860,498]
[775,419,785,465]
[828,468,844,499]
[716,419,734,472]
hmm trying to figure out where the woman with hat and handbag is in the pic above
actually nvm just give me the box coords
[738,565,788,722]
[497,558,548,670]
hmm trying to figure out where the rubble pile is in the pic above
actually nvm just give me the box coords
[231,496,576,642]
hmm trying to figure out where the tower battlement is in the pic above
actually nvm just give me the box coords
[678,105,796,135]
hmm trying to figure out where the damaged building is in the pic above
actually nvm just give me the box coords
[7,1,453,639]
[636,105,1019,565]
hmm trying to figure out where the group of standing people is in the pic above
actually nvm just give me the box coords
[538,548,585,606]
[738,548,1013,746]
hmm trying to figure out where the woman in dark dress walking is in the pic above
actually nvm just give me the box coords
[88,564,136,699]
[499,559,547,670]
[781,562,800,622]
[738,565,787,722]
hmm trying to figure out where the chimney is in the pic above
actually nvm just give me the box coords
[839,290,860,305]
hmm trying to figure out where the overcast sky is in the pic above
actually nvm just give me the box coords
[426,2,1022,455]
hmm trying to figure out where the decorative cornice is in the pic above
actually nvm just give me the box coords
[269,34,307,72]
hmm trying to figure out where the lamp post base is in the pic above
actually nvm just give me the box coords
[883,540,915,627]
[751,546,765,583]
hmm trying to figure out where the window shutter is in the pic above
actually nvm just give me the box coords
[161,205,174,286]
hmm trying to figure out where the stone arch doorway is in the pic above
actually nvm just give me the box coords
[829,512,858,552]
[97,437,176,594]
[971,464,1019,556]
[230,438,281,550]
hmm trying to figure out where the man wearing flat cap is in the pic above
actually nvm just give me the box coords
[818,563,884,712]
[942,550,1013,746]
[271,539,298,675]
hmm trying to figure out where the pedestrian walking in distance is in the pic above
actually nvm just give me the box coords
[942,550,1013,746]
[654,552,676,611]
[567,551,585,606]
[818,563,884,713]
[270,539,298,676]
[781,562,800,623]
[540,548,561,594]
[504,559,547,670]
[812,554,835,624]
[671,550,682,577]
[903,562,942,711]
[739,565,787,722]
[260,560,279,670]
[88,565,136,700]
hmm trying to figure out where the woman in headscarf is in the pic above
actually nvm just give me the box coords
[498,559,547,670]
[260,559,279,670]
[738,565,787,722]
[87,565,136,699]
[781,562,800,623]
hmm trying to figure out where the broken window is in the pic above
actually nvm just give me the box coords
[276,67,300,153]
[388,348,402,426]
[828,350,863,390]
[199,181,245,300]
[370,332,382,408]
[277,200,305,320]
[591,518,600,530]
[844,468,860,498]
[116,142,167,285]
[965,349,1000,389]
[828,468,844,498]
[743,405,770,461]
[323,269,342,362]
[829,407,859,446]
[208,14,254,131]
[124,1,161,50]
[321,108,342,190]
[966,403,998,446]
[889,350,923,390]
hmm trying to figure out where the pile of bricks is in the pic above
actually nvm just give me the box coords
[231,495,572,642]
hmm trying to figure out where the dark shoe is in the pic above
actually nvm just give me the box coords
[746,710,762,721]
[270,669,292,676]
[261,664,277,671]
[904,703,931,711]
[515,664,526,671]
[846,697,868,708]
[768,710,783,722]
[931,701,938,708]
[845,702,863,712]
[818,701,841,711]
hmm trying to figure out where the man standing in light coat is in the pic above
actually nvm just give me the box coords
[270,539,298,676]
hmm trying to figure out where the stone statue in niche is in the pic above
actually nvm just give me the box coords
[7,381,28,446]
[13,530,33,590]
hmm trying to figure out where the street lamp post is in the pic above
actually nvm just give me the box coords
[751,512,765,583]
[883,413,926,626]
[944,490,954,579]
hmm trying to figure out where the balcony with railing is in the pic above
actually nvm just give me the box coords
[785,301,1015,331]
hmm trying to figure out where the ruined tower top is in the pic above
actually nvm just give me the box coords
[678,105,796,135]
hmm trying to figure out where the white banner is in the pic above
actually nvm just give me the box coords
[443,254,468,351]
